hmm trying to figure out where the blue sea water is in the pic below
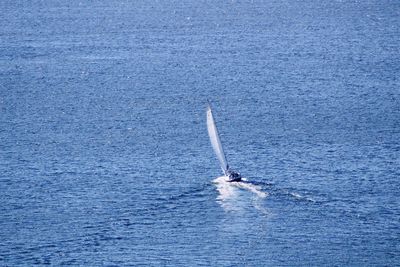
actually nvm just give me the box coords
[1,0,399,266]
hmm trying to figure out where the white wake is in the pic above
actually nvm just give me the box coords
[213,176,268,200]
[213,176,269,213]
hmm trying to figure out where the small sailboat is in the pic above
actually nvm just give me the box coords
[206,103,242,182]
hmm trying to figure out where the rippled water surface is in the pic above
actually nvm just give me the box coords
[1,0,399,266]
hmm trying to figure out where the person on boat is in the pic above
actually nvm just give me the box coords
[226,168,241,182]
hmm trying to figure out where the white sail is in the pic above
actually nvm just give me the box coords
[207,105,229,174]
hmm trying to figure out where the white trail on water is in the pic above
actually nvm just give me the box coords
[213,176,268,200]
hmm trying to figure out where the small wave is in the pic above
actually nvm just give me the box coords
[253,198,271,216]
[289,192,316,203]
